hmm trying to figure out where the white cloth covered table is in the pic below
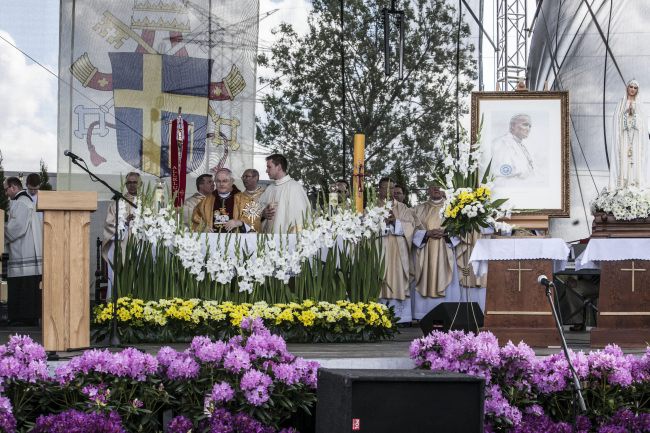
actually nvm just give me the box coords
[576,239,650,270]
[469,238,571,277]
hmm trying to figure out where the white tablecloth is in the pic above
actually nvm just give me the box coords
[469,238,570,277]
[576,238,650,270]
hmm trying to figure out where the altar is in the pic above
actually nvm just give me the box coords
[577,238,650,347]
[470,238,570,347]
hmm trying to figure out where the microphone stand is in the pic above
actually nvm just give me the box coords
[543,279,586,429]
[68,157,136,347]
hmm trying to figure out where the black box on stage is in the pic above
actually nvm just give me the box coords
[315,369,484,433]
[420,302,484,335]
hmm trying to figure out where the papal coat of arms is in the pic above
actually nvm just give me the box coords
[65,0,257,190]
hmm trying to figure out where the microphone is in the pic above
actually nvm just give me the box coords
[64,149,84,161]
[537,274,553,288]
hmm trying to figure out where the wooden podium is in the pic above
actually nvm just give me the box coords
[38,191,97,351]
[591,259,650,347]
[471,238,569,347]
[483,259,561,347]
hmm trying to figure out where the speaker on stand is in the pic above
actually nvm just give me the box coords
[419,302,484,335]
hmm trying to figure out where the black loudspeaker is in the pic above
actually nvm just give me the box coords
[316,369,485,433]
[420,302,484,335]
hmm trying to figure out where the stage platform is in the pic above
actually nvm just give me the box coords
[0,325,646,369]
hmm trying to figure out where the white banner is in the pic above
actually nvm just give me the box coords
[58,0,258,198]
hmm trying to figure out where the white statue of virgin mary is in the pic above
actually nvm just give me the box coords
[608,80,650,190]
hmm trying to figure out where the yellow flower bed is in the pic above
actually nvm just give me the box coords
[93,297,397,343]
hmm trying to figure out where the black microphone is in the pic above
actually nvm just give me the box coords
[537,274,553,288]
[64,149,84,161]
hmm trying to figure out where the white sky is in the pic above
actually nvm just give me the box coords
[0,0,527,174]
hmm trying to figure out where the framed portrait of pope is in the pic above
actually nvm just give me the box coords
[472,91,570,216]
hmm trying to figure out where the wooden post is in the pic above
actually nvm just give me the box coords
[353,133,365,214]
[38,191,97,351]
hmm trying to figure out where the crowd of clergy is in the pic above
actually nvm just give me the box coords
[102,153,468,323]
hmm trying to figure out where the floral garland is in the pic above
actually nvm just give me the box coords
[591,186,650,220]
[129,201,390,291]
[93,298,397,343]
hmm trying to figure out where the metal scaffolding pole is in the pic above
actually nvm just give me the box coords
[496,0,528,90]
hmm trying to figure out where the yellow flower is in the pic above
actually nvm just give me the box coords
[276,308,294,324]
[298,310,316,327]
[117,307,131,322]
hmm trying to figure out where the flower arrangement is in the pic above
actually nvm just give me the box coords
[0,320,317,433]
[118,196,389,304]
[442,185,510,237]
[434,122,511,237]
[92,298,396,344]
[591,186,650,220]
[410,330,650,432]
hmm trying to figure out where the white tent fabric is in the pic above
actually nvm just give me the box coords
[527,0,650,240]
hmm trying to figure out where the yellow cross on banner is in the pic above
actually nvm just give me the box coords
[507,261,533,292]
[112,54,208,176]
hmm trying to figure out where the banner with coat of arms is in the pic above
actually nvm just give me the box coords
[58,0,258,197]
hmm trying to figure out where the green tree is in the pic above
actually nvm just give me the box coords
[257,0,475,188]
[39,159,53,191]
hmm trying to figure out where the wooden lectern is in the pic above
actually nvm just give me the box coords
[483,259,561,347]
[38,191,97,351]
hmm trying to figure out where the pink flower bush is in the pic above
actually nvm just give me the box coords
[0,319,317,433]
[411,330,650,432]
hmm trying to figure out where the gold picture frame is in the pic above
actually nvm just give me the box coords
[471,91,570,217]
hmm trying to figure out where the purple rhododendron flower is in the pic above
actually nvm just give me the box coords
[166,352,200,380]
[31,410,127,433]
[223,347,252,373]
[201,407,277,433]
[55,347,157,383]
[191,337,228,364]
[167,415,193,433]
[207,381,235,408]
[240,369,273,406]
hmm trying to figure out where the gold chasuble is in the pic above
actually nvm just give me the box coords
[412,201,454,297]
[379,200,418,300]
[233,187,265,233]
[192,187,240,232]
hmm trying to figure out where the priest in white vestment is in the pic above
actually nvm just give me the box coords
[182,173,214,227]
[102,172,140,298]
[411,186,455,319]
[259,154,311,233]
[377,177,419,323]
